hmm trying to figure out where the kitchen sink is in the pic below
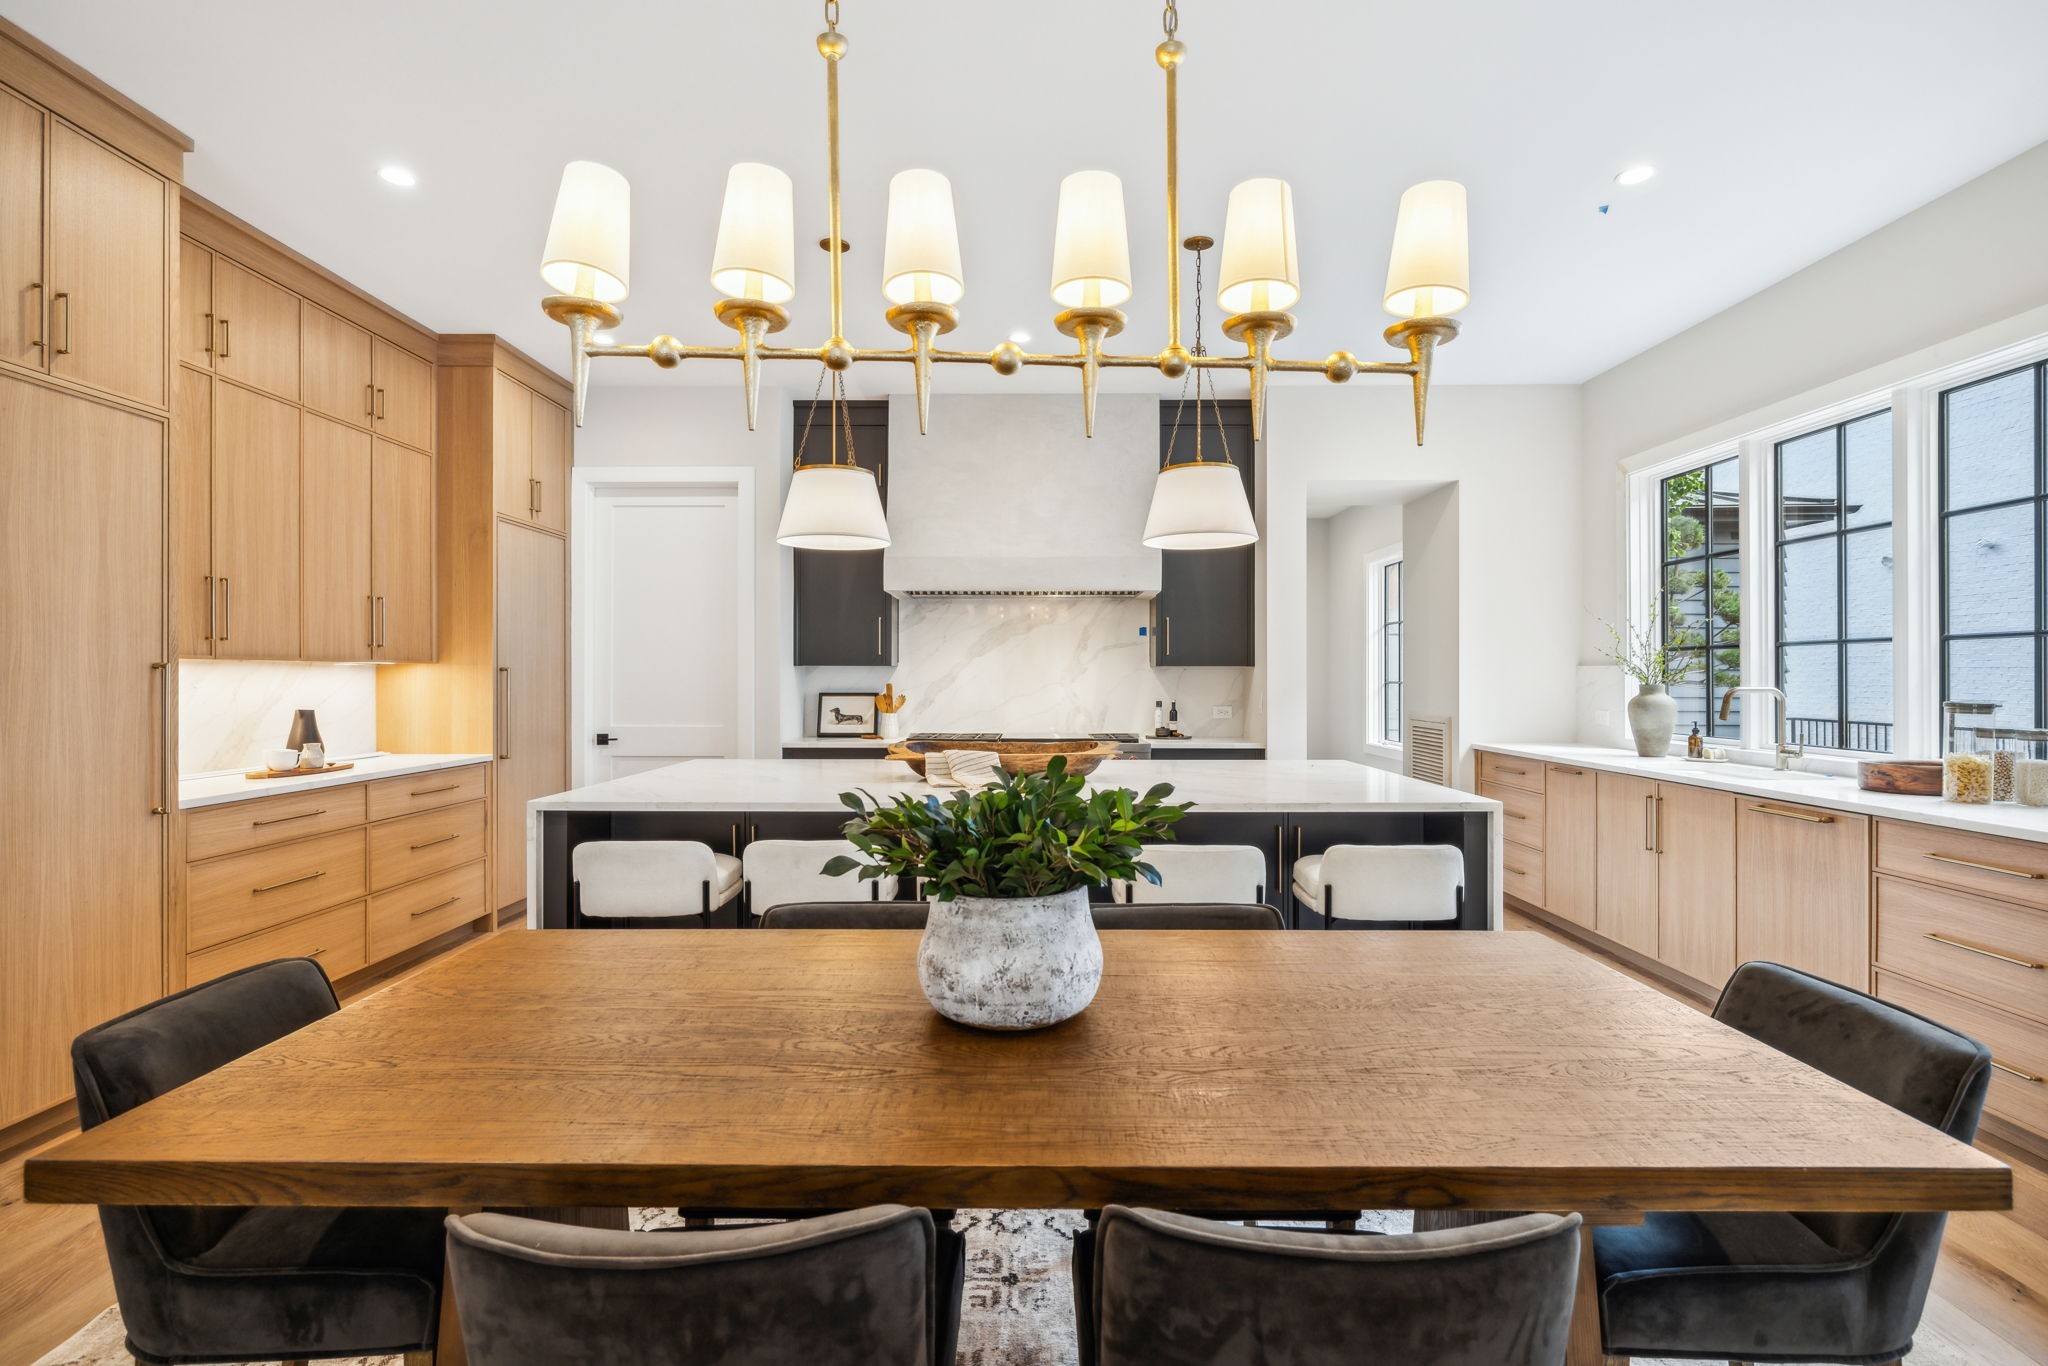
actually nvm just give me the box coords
[1690,764,1833,781]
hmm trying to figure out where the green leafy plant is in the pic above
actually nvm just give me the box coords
[823,755,1193,901]
[1596,601,1698,687]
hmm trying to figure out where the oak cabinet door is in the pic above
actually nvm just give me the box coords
[1542,763,1597,928]
[300,413,373,660]
[373,337,434,452]
[172,364,214,655]
[1655,783,1738,991]
[1737,800,1871,989]
[302,303,374,429]
[211,257,300,402]
[177,237,214,370]
[1594,772,1660,958]
[529,390,570,534]
[210,381,301,659]
[46,120,167,408]
[373,439,435,661]
[1,89,45,373]
[492,371,533,522]
[493,522,568,911]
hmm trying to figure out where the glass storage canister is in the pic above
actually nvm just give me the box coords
[2019,730,2048,808]
[1942,702,1998,804]
[1988,727,2020,802]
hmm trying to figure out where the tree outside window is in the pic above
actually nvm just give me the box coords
[1662,458,1742,738]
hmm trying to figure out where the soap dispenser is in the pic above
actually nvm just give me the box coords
[1686,723,1703,759]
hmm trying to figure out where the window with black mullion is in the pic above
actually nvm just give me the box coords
[1661,457,1741,740]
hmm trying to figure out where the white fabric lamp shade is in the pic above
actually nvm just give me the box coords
[882,169,964,306]
[776,464,891,550]
[539,161,631,303]
[1383,179,1470,318]
[712,162,797,304]
[1142,462,1258,550]
[1218,178,1299,313]
[1049,170,1132,309]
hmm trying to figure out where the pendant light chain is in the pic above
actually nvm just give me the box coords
[1164,243,1234,468]
[793,364,863,473]
[1162,0,1178,38]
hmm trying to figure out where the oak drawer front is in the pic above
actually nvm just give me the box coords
[186,829,369,951]
[1877,819,2048,912]
[371,800,486,892]
[185,784,369,861]
[186,901,367,988]
[1479,782,1545,849]
[1503,845,1546,907]
[1478,752,1544,795]
[1877,970,2048,1136]
[366,764,489,823]
[1877,876,2048,1023]
[369,861,486,960]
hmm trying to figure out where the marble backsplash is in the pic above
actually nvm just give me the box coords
[798,597,1255,738]
[180,660,380,776]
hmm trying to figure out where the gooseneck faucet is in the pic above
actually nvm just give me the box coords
[1720,686,1803,770]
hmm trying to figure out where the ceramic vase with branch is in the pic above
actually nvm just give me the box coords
[1598,604,1695,757]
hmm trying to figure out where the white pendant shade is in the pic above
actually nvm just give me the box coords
[1049,170,1132,309]
[539,161,631,303]
[882,169,964,306]
[712,162,797,304]
[1383,179,1470,318]
[776,464,891,550]
[1142,462,1258,550]
[1218,178,1299,314]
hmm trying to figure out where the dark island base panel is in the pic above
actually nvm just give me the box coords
[781,747,1268,760]
[537,809,1489,933]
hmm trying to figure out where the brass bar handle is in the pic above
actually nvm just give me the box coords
[1165,616,1172,657]
[876,616,883,656]
[366,383,375,417]
[1275,823,1284,874]
[1645,794,1655,852]
[219,576,230,641]
[1925,851,2046,881]
[409,834,459,851]
[376,595,387,648]
[731,823,739,856]
[1992,1060,2043,1084]
[375,386,385,419]
[1494,764,1528,776]
[307,947,328,959]
[27,281,43,352]
[1747,803,1834,824]
[52,291,70,355]
[152,662,170,815]
[528,476,539,518]
[410,783,460,797]
[1923,932,2045,970]
[496,666,511,760]
[203,310,214,355]
[1504,811,1527,821]
[1552,765,1586,775]
[253,870,325,894]
[1656,794,1664,854]
[1295,825,1302,861]
[251,809,324,827]
[217,317,229,358]
[411,896,462,919]
[368,594,377,649]
[1507,864,1529,877]
[205,575,215,641]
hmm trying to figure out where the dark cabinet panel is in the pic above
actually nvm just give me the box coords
[792,400,897,666]
[1153,399,1256,666]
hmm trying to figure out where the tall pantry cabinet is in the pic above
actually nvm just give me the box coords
[0,21,187,1131]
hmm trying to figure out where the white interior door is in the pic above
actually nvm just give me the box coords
[588,487,744,780]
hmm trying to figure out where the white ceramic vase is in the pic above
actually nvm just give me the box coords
[917,886,1103,1031]
[1627,683,1678,757]
[877,712,904,742]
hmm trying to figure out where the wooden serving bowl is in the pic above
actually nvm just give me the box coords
[1857,759,1942,796]
[886,739,1122,779]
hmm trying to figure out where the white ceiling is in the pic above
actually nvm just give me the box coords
[13,1,2048,393]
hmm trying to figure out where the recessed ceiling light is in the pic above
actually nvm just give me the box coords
[1009,330,1031,344]
[1614,164,1655,187]
[378,165,417,188]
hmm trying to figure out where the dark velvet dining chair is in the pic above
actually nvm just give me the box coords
[1592,960,1993,1364]
[445,1205,943,1366]
[1083,1205,1582,1366]
[70,958,445,1366]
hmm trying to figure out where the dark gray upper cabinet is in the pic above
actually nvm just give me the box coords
[1153,399,1257,666]
[792,400,898,666]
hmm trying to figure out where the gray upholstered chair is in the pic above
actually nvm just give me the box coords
[1593,960,1993,1364]
[70,958,441,1366]
[755,901,1284,930]
[445,1205,943,1366]
[1081,1205,1581,1366]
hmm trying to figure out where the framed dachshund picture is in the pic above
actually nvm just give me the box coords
[816,692,875,737]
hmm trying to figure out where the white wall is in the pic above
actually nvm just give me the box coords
[1313,503,1404,769]
[1304,518,1329,758]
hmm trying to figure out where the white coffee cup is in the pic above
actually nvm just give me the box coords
[298,742,325,771]
[264,747,299,772]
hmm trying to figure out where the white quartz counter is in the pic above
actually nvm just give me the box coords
[1478,742,2048,845]
[531,758,1495,815]
[179,754,492,811]
[1146,737,1265,750]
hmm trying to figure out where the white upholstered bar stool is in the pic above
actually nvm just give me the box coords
[1119,844,1267,906]
[571,840,742,925]
[1289,843,1463,926]
[744,839,899,923]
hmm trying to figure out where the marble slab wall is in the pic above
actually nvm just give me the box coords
[798,597,1254,738]
[180,660,380,776]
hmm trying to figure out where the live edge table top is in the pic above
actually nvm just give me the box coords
[27,930,2010,1217]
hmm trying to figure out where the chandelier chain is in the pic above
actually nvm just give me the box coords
[1164,245,1231,468]
[824,0,840,31]
[1162,1,1178,38]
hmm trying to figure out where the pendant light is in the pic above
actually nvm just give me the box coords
[1143,237,1258,550]
[776,367,890,550]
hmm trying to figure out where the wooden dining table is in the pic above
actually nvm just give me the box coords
[29,929,2012,1366]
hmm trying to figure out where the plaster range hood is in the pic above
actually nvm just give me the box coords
[881,394,1163,598]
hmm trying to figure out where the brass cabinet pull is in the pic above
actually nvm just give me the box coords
[528,476,540,518]
[1494,764,1528,776]
[307,946,328,958]
[27,281,43,353]
[1505,811,1527,821]
[875,616,883,656]
[1275,823,1285,874]
[496,666,511,759]
[376,595,387,648]
[367,594,377,649]
[205,575,216,641]
[1992,1060,2043,1084]
[217,316,229,357]
[218,576,231,640]
[411,896,462,918]
[1295,825,1303,861]
[731,823,739,856]
[254,870,324,894]
[1644,794,1656,853]
[1748,802,1834,824]
[366,383,375,417]
[1507,864,1529,877]
[750,823,759,843]
[410,783,459,797]
[375,386,385,419]
[251,808,324,827]
[1165,616,1172,657]
[1655,795,1664,854]
[151,662,170,815]
[51,291,71,355]
[1923,932,2045,970]
[1925,851,2046,881]
[409,833,459,851]
[203,310,214,355]
[1551,765,1585,776]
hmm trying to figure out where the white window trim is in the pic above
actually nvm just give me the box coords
[1363,547,1404,764]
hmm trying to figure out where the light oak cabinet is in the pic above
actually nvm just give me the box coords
[1656,783,1738,991]
[210,256,299,401]
[301,305,434,452]
[1541,764,1597,929]
[300,412,373,660]
[373,335,434,451]
[1736,800,1870,988]
[492,370,570,531]
[207,378,302,659]
[1594,772,1661,959]
[493,522,568,909]
[0,86,41,371]
[372,439,434,661]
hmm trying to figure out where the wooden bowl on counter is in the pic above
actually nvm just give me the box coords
[885,739,1122,778]
[1857,759,1943,796]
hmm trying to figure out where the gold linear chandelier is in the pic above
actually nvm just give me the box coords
[537,0,1469,540]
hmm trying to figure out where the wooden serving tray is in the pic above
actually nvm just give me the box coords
[244,762,356,781]
[1858,759,1941,796]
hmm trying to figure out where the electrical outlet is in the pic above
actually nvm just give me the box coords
[1211,704,1233,719]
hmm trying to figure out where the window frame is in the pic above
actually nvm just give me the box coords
[1366,548,1404,753]
[1659,455,1745,743]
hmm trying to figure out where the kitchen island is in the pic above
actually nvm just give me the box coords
[528,759,1501,930]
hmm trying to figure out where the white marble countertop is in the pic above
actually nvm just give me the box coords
[1477,742,2048,845]
[530,758,1496,815]
[1145,737,1265,749]
[779,738,893,749]
[179,754,492,810]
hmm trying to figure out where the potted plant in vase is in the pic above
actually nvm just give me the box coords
[825,756,1192,1031]
[1598,604,1696,757]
